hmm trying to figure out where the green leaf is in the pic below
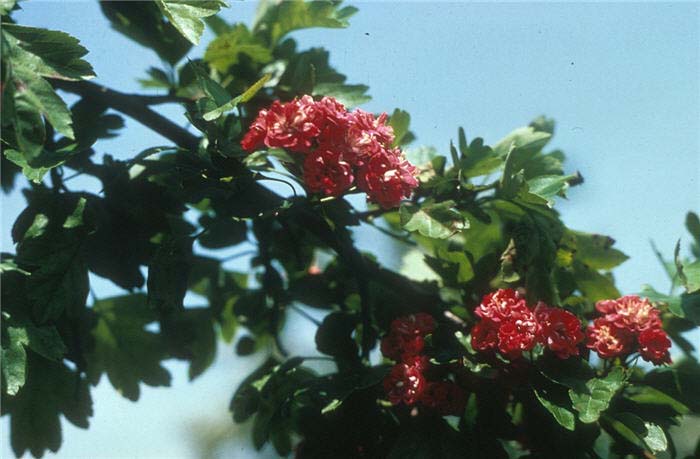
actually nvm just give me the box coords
[203,23,272,72]
[138,66,173,89]
[569,230,629,270]
[1,23,94,177]
[154,0,228,45]
[686,212,700,258]
[10,68,75,140]
[3,149,66,184]
[315,312,359,360]
[538,356,594,395]
[457,130,502,178]
[569,367,626,423]
[1,328,27,396]
[1,310,67,388]
[189,60,230,105]
[572,261,620,303]
[253,0,357,46]
[640,284,683,317]
[529,115,556,134]
[389,109,411,147]
[2,24,95,80]
[3,352,92,458]
[678,260,700,294]
[623,385,689,415]
[680,291,700,325]
[493,126,552,158]
[400,201,469,239]
[0,257,29,275]
[674,240,700,293]
[526,174,577,208]
[147,234,193,314]
[87,294,171,401]
[642,422,668,453]
[321,398,343,414]
[202,73,271,121]
[162,308,217,380]
[3,77,45,160]
[99,1,192,65]
[0,0,16,15]
[312,82,370,108]
[17,204,90,323]
[198,215,247,249]
[603,413,668,454]
[533,388,576,431]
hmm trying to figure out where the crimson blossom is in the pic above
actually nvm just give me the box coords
[241,95,418,208]
[380,313,467,415]
[586,295,671,365]
[470,288,584,360]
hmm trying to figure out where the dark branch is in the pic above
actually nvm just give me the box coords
[52,79,199,150]
[53,79,445,361]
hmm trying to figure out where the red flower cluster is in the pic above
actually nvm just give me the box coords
[241,95,418,208]
[471,289,584,360]
[586,295,671,365]
[381,314,466,416]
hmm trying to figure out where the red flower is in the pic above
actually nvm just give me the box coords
[475,288,529,323]
[381,313,435,362]
[496,309,540,359]
[383,360,427,405]
[240,108,268,152]
[380,332,424,362]
[595,295,662,333]
[638,328,672,365]
[586,317,634,359]
[535,303,584,359]
[357,148,418,209]
[420,381,467,416]
[470,320,498,352]
[391,313,435,337]
[243,96,324,153]
[345,109,394,164]
[471,289,540,359]
[302,149,354,196]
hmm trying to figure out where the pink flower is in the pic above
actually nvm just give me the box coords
[595,295,662,333]
[586,317,634,359]
[638,328,672,365]
[357,148,418,209]
[535,303,584,359]
[302,149,354,196]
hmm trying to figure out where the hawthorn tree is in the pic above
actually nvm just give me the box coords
[1,1,699,458]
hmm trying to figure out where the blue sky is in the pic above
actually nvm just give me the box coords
[1,1,698,458]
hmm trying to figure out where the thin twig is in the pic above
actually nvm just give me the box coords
[290,304,322,326]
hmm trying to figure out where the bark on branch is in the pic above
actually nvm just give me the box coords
[52,79,199,150]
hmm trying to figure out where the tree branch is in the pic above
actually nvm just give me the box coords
[52,79,199,150]
[54,79,445,361]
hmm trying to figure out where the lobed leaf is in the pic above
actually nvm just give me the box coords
[154,0,228,45]
[569,367,626,423]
